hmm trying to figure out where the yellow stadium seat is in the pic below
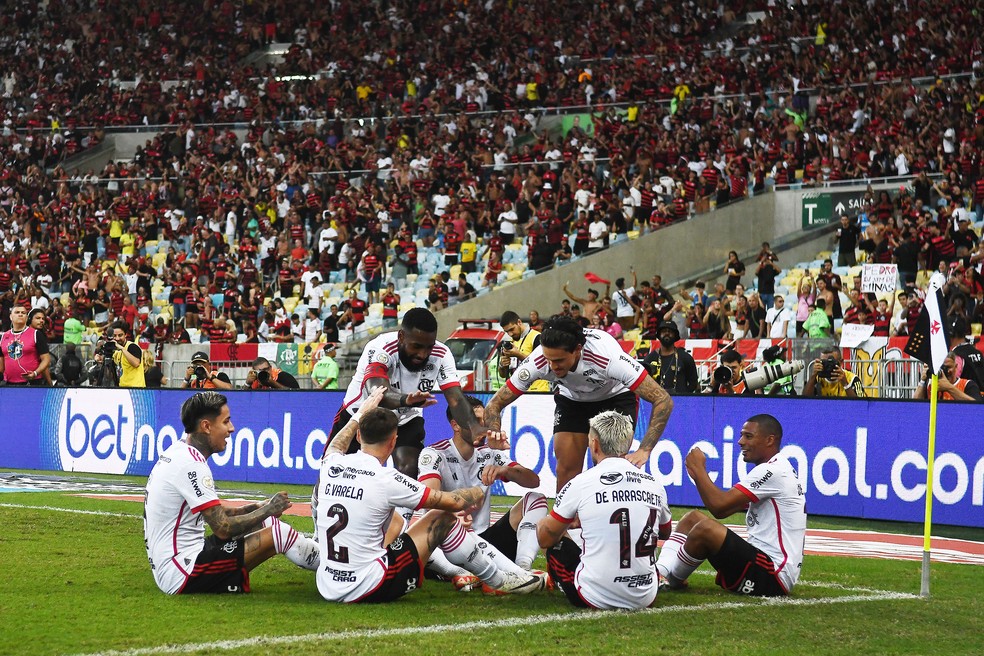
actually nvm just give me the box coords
[506,270,522,281]
[449,264,462,279]
[152,252,168,268]
[627,230,640,240]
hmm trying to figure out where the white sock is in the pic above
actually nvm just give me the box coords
[477,534,526,575]
[515,492,548,569]
[440,520,505,588]
[264,516,320,570]
[428,546,470,578]
[655,531,701,583]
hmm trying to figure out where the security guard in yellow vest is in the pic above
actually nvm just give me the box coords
[109,323,146,388]
[494,311,550,392]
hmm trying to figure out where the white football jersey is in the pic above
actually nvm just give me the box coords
[734,452,807,592]
[143,441,222,594]
[551,457,671,610]
[315,450,430,602]
[417,439,514,534]
[340,332,460,425]
[507,328,646,401]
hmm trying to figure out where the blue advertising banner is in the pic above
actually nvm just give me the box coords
[0,389,980,527]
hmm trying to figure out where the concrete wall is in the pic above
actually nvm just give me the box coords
[436,193,783,335]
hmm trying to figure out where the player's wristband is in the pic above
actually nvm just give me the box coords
[350,409,363,423]
[399,394,408,406]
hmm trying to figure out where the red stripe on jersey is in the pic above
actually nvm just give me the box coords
[191,499,221,514]
[582,350,609,367]
[549,509,572,524]
[418,473,442,482]
[438,381,461,391]
[506,379,524,396]
[430,440,451,450]
[628,369,648,392]
[431,347,447,357]
[414,486,431,511]
[534,356,547,368]
[771,498,789,574]
[172,501,188,560]
[383,343,399,354]
[735,483,758,502]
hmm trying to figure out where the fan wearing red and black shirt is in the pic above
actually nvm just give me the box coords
[442,227,461,267]
[381,282,400,329]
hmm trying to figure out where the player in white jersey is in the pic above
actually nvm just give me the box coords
[538,410,672,610]
[323,307,484,479]
[315,387,548,603]
[417,397,548,590]
[143,392,319,595]
[485,316,674,492]
[656,414,806,596]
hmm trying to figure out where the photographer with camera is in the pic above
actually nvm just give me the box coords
[493,311,550,391]
[243,356,299,390]
[711,349,753,395]
[803,346,866,398]
[181,351,233,390]
[107,323,146,388]
[84,340,120,388]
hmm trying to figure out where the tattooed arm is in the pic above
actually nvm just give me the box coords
[201,492,291,539]
[324,386,385,456]
[421,485,487,513]
[483,384,520,433]
[625,375,674,468]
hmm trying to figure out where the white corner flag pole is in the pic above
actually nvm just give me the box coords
[920,373,940,598]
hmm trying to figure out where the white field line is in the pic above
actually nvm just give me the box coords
[69,590,918,656]
[0,502,139,518]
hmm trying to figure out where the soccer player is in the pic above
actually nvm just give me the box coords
[143,392,319,595]
[323,307,484,479]
[537,410,671,609]
[417,397,548,590]
[485,316,673,492]
[314,387,547,603]
[656,414,806,597]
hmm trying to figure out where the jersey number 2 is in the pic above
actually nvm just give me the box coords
[322,504,350,563]
[610,507,659,569]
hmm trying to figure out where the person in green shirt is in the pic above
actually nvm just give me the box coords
[803,298,831,338]
[63,316,85,345]
[311,343,340,390]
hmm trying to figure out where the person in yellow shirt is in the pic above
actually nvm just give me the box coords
[459,233,478,273]
[496,311,549,392]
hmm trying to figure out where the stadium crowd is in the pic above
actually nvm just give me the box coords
[0,0,982,396]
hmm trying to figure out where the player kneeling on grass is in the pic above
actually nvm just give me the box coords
[143,392,320,595]
[314,387,548,603]
[537,411,672,610]
[417,396,549,593]
[656,414,806,597]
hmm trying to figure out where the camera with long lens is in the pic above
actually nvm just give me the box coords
[820,358,838,380]
[194,366,209,381]
[99,339,118,357]
[257,369,271,385]
[713,365,734,385]
[744,360,806,391]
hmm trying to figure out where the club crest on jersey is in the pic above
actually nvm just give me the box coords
[418,378,434,392]
[202,475,214,490]
[518,368,531,382]
[420,453,436,467]
[390,537,404,550]
[222,540,238,553]
[600,472,624,485]
[374,351,389,364]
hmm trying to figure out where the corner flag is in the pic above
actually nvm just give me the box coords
[904,272,950,372]
[903,271,950,598]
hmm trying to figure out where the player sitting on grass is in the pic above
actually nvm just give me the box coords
[537,410,672,609]
[656,413,806,597]
[314,387,547,603]
[417,396,549,593]
[143,391,320,595]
